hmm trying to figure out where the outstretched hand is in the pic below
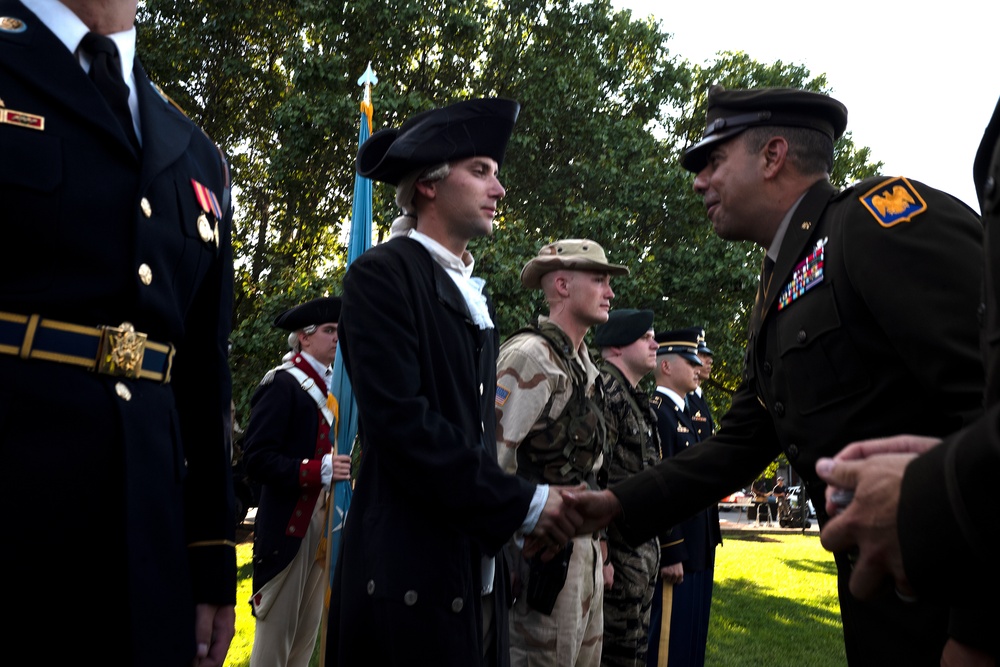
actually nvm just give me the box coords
[559,488,622,535]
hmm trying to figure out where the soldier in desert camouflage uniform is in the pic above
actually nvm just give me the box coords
[496,239,629,667]
[593,309,661,667]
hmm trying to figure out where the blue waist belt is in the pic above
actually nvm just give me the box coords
[0,311,174,383]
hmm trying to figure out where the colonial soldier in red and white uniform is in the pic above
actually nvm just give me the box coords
[243,296,351,667]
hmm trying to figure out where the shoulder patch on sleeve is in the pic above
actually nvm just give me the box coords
[858,176,928,227]
[496,383,511,406]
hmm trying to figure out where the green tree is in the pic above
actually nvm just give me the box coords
[134,0,885,422]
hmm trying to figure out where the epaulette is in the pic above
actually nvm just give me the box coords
[259,369,277,386]
[151,81,231,192]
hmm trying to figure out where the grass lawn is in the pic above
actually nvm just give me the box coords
[225,531,846,666]
[707,532,846,666]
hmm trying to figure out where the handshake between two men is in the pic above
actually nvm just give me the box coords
[522,485,622,561]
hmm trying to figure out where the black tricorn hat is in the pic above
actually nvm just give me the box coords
[273,296,342,331]
[357,98,520,185]
[681,85,848,173]
[594,309,654,347]
[655,328,703,365]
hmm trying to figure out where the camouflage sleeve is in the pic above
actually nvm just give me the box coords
[495,335,568,474]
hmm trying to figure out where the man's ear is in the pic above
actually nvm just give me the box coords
[414,179,437,200]
[762,136,788,178]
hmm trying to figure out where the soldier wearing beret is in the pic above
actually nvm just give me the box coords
[242,296,351,667]
[816,96,1000,631]
[569,85,992,664]
[593,309,661,667]
[495,238,628,667]
[0,0,235,664]
[325,98,582,667]
[646,329,719,667]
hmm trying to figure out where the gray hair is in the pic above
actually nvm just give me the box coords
[287,324,318,351]
[741,125,834,176]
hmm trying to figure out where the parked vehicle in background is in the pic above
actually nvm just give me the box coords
[719,489,748,511]
[787,485,816,518]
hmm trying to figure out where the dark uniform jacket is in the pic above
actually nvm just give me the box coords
[614,177,988,663]
[243,354,332,597]
[326,236,536,667]
[687,389,715,441]
[0,2,235,664]
[898,97,1000,614]
[649,390,720,573]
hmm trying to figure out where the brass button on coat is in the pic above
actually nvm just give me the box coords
[114,382,131,401]
[366,580,376,595]
[138,263,152,285]
[403,590,418,606]
[140,197,152,218]
[451,598,464,613]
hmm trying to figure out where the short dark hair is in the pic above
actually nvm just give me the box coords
[742,125,834,175]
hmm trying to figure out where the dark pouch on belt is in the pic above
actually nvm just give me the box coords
[525,541,573,615]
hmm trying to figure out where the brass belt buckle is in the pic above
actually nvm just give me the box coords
[97,322,147,379]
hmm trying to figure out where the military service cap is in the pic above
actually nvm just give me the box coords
[696,327,713,355]
[594,309,654,347]
[357,98,520,185]
[655,328,703,365]
[681,85,848,173]
[520,238,629,289]
[274,296,342,331]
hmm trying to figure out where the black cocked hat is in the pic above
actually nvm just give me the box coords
[357,98,520,185]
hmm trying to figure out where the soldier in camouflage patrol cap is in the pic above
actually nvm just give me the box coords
[593,309,661,667]
[496,238,628,667]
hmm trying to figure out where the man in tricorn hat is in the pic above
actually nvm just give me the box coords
[495,238,628,666]
[325,99,582,667]
[242,295,351,667]
[567,86,993,663]
[593,309,661,666]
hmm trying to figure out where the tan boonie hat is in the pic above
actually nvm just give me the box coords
[520,238,629,289]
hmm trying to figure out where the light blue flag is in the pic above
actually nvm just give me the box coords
[323,63,376,624]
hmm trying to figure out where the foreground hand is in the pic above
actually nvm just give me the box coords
[192,603,235,667]
[815,452,917,600]
[942,638,997,667]
[559,488,622,535]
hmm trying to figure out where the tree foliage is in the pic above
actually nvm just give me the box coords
[136,0,884,421]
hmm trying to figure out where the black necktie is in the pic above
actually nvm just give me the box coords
[80,32,140,151]
[762,256,775,295]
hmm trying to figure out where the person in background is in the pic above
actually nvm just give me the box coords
[0,1,236,664]
[593,309,661,667]
[646,328,719,667]
[325,98,582,667]
[686,327,716,442]
[496,238,628,667]
[243,296,352,667]
[565,85,994,665]
[814,95,1000,629]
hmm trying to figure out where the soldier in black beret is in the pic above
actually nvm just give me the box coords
[593,309,661,666]
[242,295,350,666]
[569,85,993,664]
[326,99,582,667]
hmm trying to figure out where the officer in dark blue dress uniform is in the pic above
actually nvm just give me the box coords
[646,328,719,667]
[0,1,236,664]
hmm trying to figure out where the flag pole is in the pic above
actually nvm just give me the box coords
[318,62,377,666]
